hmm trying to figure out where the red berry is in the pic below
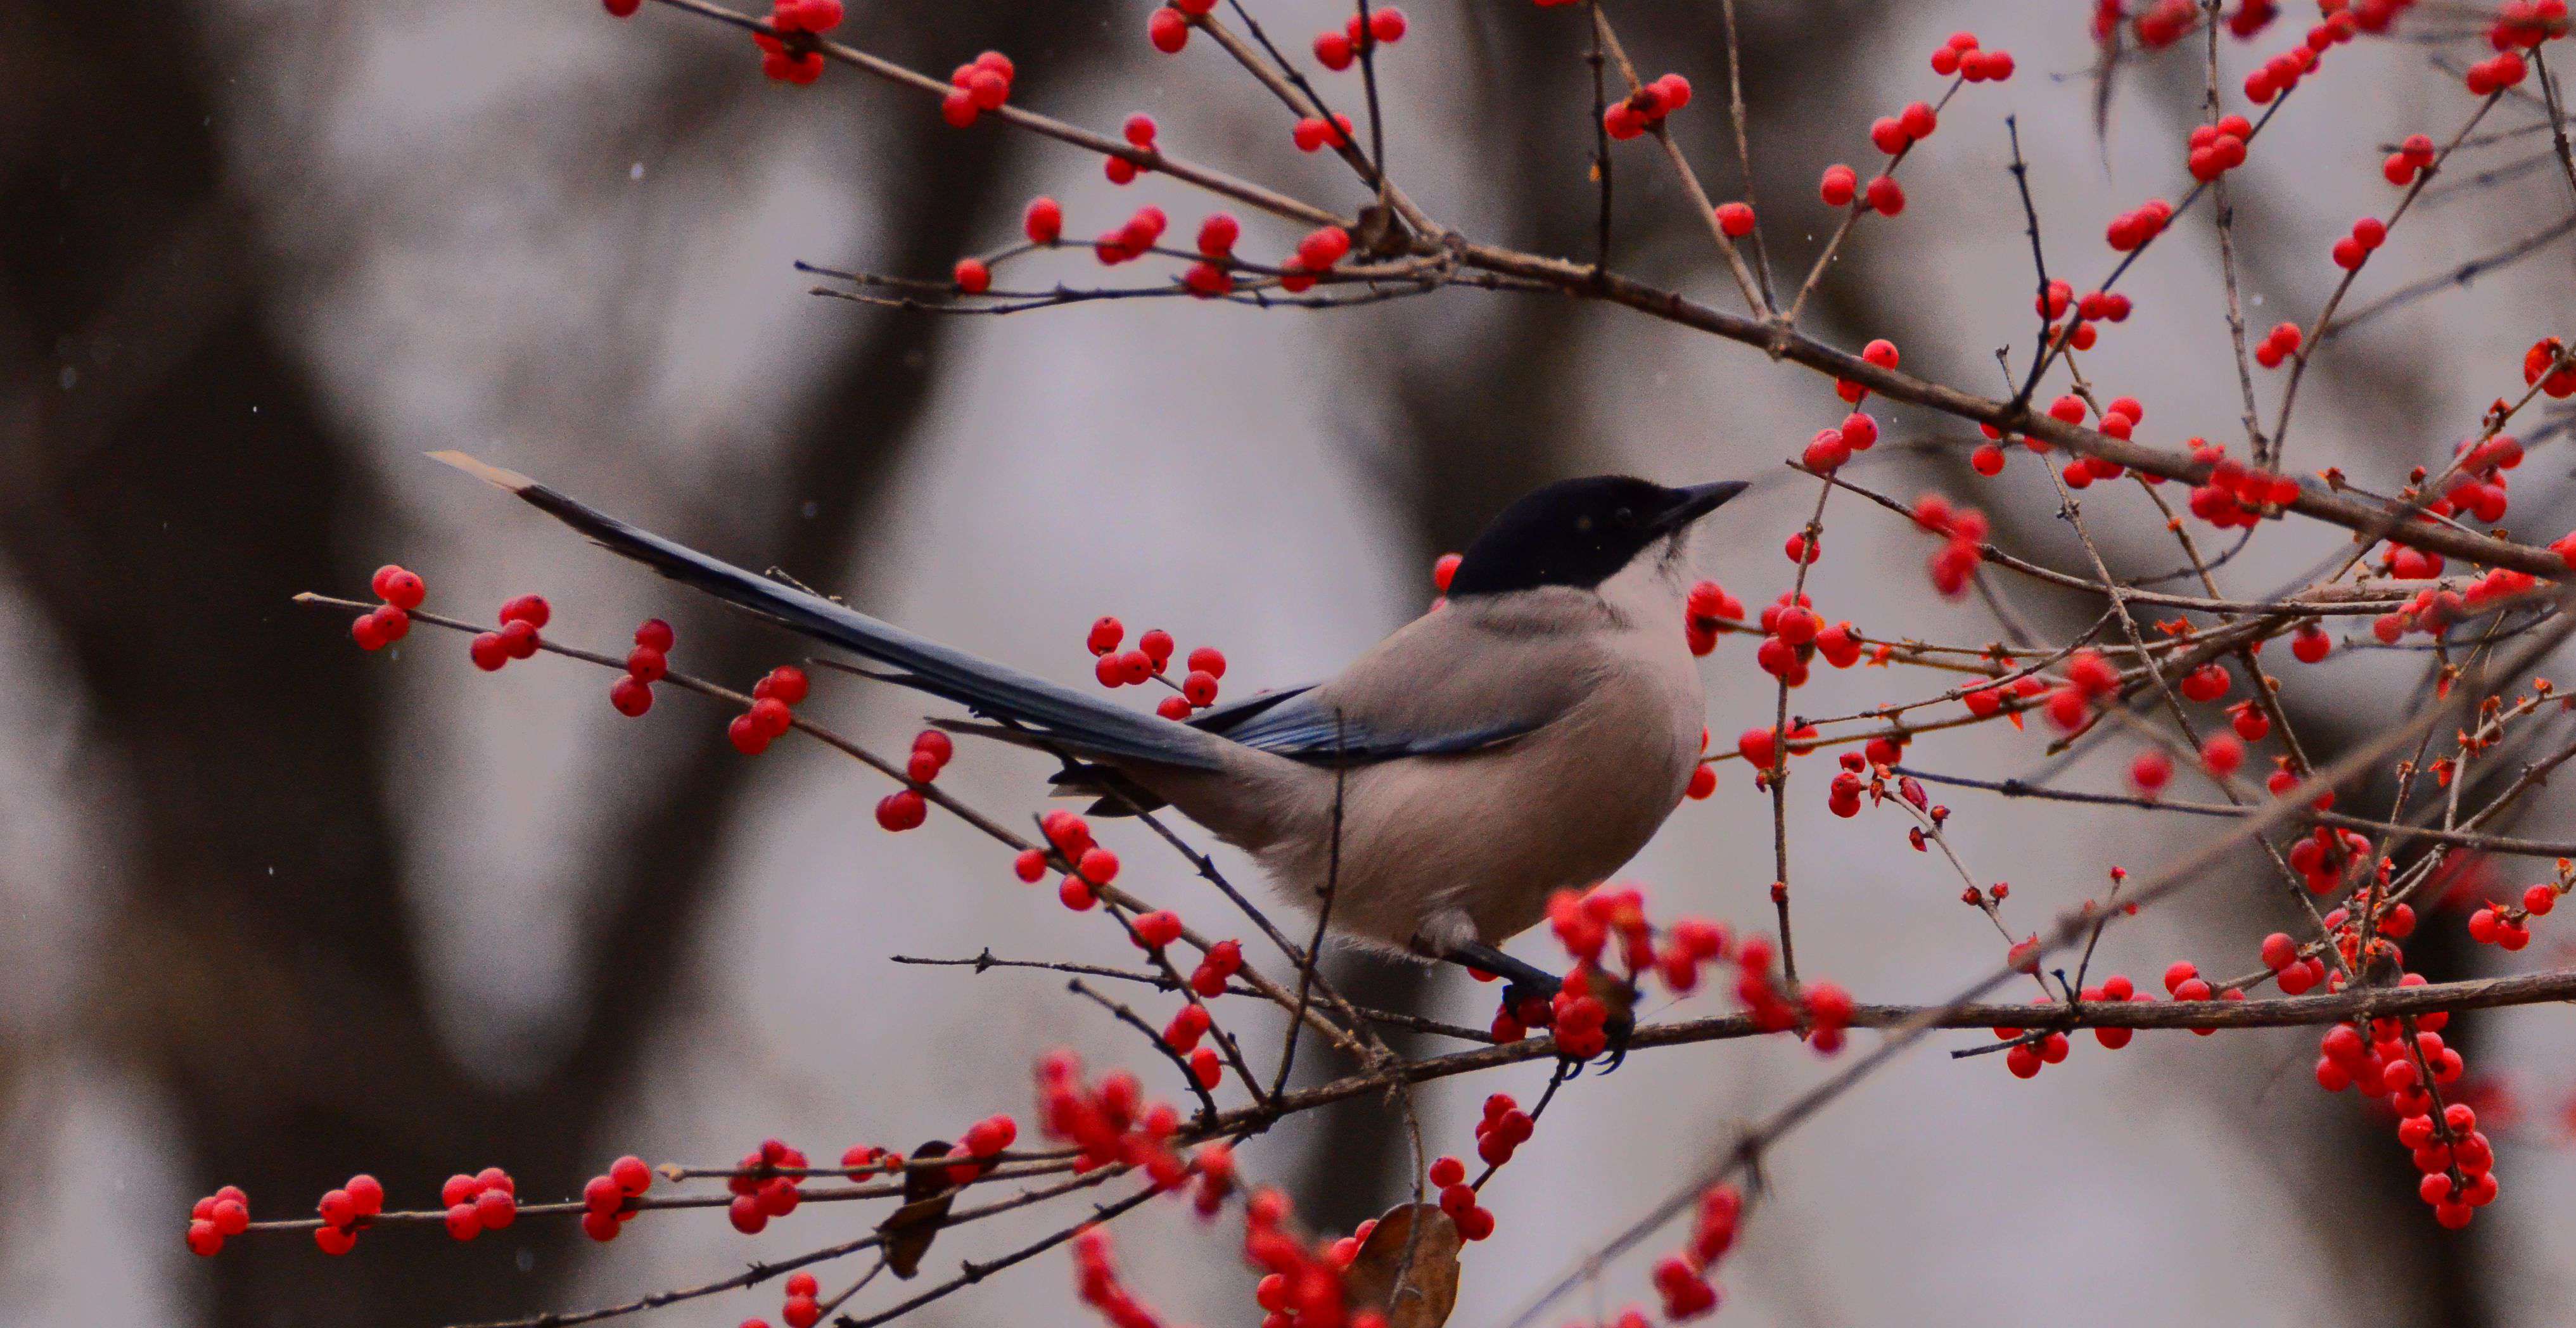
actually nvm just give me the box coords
[1713,201,1755,237]
[876,789,928,831]
[1147,7,1189,53]
[610,675,654,717]
[1024,197,1063,244]
[499,618,540,660]
[1820,164,1858,207]
[1865,175,1906,215]
[373,565,427,610]
[634,618,675,652]
[1135,910,1183,948]
[952,259,991,293]
[1368,7,1407,42]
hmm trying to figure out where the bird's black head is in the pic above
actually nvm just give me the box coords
[1447,475,1747,597]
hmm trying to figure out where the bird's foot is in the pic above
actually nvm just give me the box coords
[1441,942,1636,1074]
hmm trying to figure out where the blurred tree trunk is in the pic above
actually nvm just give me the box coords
[0,4,1104,1325]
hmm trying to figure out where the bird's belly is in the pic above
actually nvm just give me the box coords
[1259,667,1701,951]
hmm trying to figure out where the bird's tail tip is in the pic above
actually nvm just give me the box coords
[428,450,537,493]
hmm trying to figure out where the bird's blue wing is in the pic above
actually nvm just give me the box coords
[1209,687,1540,766]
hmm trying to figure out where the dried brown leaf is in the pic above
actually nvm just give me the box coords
[878,1139,960,1279]
[1341,1203,1463,1328]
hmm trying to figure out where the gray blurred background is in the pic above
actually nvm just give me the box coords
[6,2,2576,1325]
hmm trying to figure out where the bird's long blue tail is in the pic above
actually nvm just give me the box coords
[432,452,1223,770]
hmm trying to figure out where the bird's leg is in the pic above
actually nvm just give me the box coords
[1440,941,1636,1072]
[1443,940,1561,1008]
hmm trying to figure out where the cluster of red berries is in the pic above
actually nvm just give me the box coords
[1073,1226,1176,1328]
[1313,5,1408,70]
[1960,674,2046,725]
[2034,278,2135,355]
[725,1137,813,1234]
[352,564,424,651]
[1278,226,1353,291]
[947,1113,1021,1185]
[2186,443,2302,529]
[1244,1188,1372,1328]
[2316,1007,2501,1227]
[2286,825,2375,895]
[2369,566,2539,643]
[1084,616,1228,718]
[184,1185,253,1256]
[752,0,842,85]
[1107,113,1160,184]
[2490,0,2571,48]
[2382,132,2437,185]
[2058,395,2142,490]
[1428,1148,1498,1241]
[1827,749,1905,818]
[2466,870,2567,949]
[2328,215,2388,271]
[2184,113,2254,181]
[1909,493,1989,599]
[1144,0,1216,54]
[1292,112,1357,155]
[1085,204,1168,267]
[1180,212,1243,298]
[1018,810,1123,910]
[437,1168,519,1242]
[1867,101,1937,158]
[2257,931,2331,994]
[2464,49,2530,95]
[577,1154,655,1242]
[2252,319,2303,369]
[1159,1002,1225,1090]
[1926,30,2015,81]
[2103,198,2173,252]
[467,594,551,671]
[727,663,808,755]
[2228,0,2281,38]
[2433,432,2528,524]
[1603,73,1692,141]
[611,618,674,717]
[1833,338,1900,402]
[1752,592,1861,686]
[1817,162,1902,217]
[1683,579,1745,656]
[1648,1184,1741,1322]
[2525,337,2576,395]
[939,49,1016,126]
[2121,0,2198,48]
[2331,0,2418,36]
[1799,409,1880,474]
[874,729,948,831]
[2242,27,2330,103]
[311,1173,387,1255]
[772,1273,825,1328]
[1734,721,1820,776]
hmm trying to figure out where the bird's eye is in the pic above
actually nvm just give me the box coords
[1612,506,1637,527]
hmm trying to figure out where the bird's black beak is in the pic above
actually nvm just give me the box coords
[1652,480,1749,533]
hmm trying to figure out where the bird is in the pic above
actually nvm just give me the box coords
[433,452,1742,1019]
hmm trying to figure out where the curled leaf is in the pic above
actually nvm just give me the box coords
[878,1139,960,1279]
[1341,1203,1463,1328]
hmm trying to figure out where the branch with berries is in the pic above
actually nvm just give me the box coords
[211,3,2576,1328]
